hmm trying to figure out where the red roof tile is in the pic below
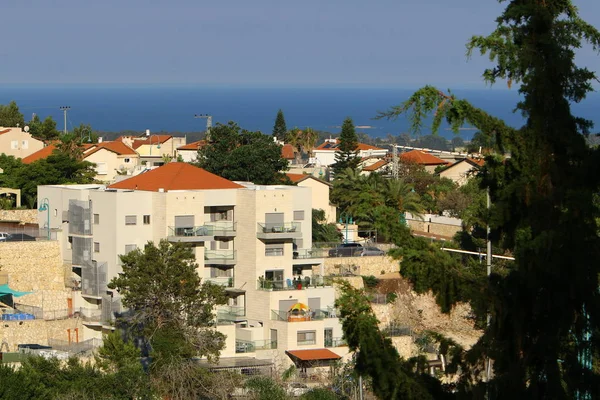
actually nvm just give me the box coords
[315,139,384,152]
[22,144,57,164]
[362,159,389,171]
[0,128,11,135]
[85,141,137,157]
[282,144,295,159]
[177,140,206,151]
[285,349,341,361]
[108,162,244,191]
[400,150,447,165]
[131,135,172,149]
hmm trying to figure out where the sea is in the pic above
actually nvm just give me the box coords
[1,85,599,141]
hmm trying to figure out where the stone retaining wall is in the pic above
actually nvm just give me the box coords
[0,210,37,224]
[0,318,85,352]
[319,255,399,277]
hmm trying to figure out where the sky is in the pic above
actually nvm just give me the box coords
[2,0,599,87]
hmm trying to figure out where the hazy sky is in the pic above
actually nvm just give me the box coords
[2,0,599,87]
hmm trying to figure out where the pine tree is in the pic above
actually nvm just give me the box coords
[0,101,25,128]
[272,109,287,141]
[379,1,600,397]
[332,117,360,175]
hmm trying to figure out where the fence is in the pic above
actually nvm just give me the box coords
[381,324,414,338]
[47,338,103,355]
[12,303,71,321]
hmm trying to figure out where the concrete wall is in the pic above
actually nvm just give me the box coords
[320,255,400,277]
[296,178,336,224]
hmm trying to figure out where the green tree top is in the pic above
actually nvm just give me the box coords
[272,109,287,141]
[0,101,25,128]
[28,114,60,141]
[332,117,360,175]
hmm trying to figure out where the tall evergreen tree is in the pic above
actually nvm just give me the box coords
[0,101,25,128]
[272,109,287,141]
[379,0,600,397]
[332,117,360,175]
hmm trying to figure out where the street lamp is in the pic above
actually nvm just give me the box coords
[338,212,353,244]
[145,129,161,156]
[38,198,50,240]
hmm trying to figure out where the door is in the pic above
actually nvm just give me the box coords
[174,215,195,236]
[270,329,278,349]
[265,212,284,231]
[324,328,333,347]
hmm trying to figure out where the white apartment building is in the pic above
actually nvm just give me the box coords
[38,162,346,369]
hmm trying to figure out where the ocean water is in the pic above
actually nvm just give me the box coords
[0,86,598,140]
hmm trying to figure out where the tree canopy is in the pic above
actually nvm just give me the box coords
[0,101,25,128]
[272,109,287,141]
[196,121,289,184]
[331,117,360,175]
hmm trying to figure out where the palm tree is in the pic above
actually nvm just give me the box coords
[299,127,318,159]
[56,133,84,160]
[384,178,425,219]
[285,127,303,165]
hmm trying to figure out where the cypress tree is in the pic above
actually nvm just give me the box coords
[332,117,360,175]
[272,109,287,141]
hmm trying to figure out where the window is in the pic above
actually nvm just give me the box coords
[143,215,151,225]
[95,162,108,175]
[11,141,18,149]
[297,331,316,346]
[124,158,130,163]
[94,242,100,253]
[67,236,73,250]
[293,210,305,221]
[21,140,28,149]
[219,240,230,250]
[265,242,284,257]
[94,214,99,225]
[125,215,137,225]
[125,244,137,254]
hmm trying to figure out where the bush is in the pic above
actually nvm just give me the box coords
[362,275,379,289]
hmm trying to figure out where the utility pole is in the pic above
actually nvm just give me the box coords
[60,106,71,135]
[486,186,493,391]
[194,114,212,141]
[391,144,399,179]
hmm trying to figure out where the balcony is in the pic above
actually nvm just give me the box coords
[257,276,333,291]
[167,226,213,243]
[325,337,347,348]
[204,250,237,265]
[257,222,301,240]
[206,221,236,238]
[235,339,278,353]
[205,276,234,287]
[217,306,245,323]
[76,307,103,326]
[292,248,326,265]
[271,308,337,322]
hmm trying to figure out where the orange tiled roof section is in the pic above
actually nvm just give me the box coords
[468,158,485,167]
[282,144,295,159]
[85,141,137,157]
[315,139,383,151]
[177,140,206,151]
[400,150,447,165]
[285,349,341,361]
[131,135,172,149]
[286,173,308,183]
[0,128,11,135]
[108,162,244,191]
[22,144,57,164]
[362,159,389,171]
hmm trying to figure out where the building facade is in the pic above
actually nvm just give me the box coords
[0,127,45,159]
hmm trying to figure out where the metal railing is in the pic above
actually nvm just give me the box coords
[293,248,328,259]
[76,307,103,323]
[168,226,212,237]
[257,222,301,234]
[325,337,347,347]
[381,324,414,338]
[257,276,333,291]
[11,304,71,321]
[235,339,277,353]
[271,308,336,322]
[47,338,103,355]
[205,221,236,235]
[204,250,236,261]
[217,306,245,321]
[205,277,233,287]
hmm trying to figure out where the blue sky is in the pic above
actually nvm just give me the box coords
[2,0,599,87]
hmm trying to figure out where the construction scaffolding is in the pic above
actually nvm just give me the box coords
[81,261,107,298]
[68,199,93,236]
[72,236,92,267]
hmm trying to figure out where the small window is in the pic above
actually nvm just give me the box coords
[297,331,316,346]
[265,242,284,257]
[54,209,58,217]
[11,140,18,149]
[94,242,100,253]
[293,210,305,221]
[143,215,151,225]
[94,214,99,224]
[95,162,108,175]
[125,215,137,225]
[125,244,137,254]
[21,140,28,149]
[124,158,130,163]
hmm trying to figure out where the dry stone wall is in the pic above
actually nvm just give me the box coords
[319,255,400,277]
[0,210,38,224]
[0,318,85,352]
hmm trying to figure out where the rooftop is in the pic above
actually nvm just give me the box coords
[108,162,244,192]
[130,135,172,149]
[315,139,385,152]
[400,150,448,165]
[85,141,137,157]
[22,144,57,164]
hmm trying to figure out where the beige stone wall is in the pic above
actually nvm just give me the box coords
[0,318,85,352]
[407,220,462,238]
[0,209,37,224]
[319,255,399,277]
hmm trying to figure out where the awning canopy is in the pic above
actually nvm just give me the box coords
[289,302,308,311]
[0,284,32,298]
[285,348,341,362]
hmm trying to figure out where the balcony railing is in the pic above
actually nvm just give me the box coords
[257,276,334,291]
[235,339,278,353]
[168,226,213,240]
[205,221,236,237]
[293,248,327,259]
[217,305,245,322]
[204,250,236,265]
[271,308,336,322]
[257,222,301,239]
[205,277,234,287]
[76,307,103,325]
[325,337,347,348]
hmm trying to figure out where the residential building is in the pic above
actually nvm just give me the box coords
[127,135,186,166]
[438,158,484,186]
[286,173,337,224]
[82,141,139,182]
[0,127,44,159]
[312,139,387,167]
[360,158,390,176]
[176,140,206,163]
[399,150,449,173]
[38,163,346,367]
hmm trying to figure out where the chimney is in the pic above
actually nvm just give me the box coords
[98,137,103,143]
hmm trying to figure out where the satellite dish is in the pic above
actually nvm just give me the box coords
[24,125,30,133]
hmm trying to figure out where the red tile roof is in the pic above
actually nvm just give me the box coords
[285,349,341,361]
[131,135,172,149]
[85,141,137,157]
[468,158,485,167]
[282,144,295,159]
[0,128,11,135]
[400,150,447,165]
[362,159,389,171]
[315,140,384,152]
[22,144,57,164]
[177,140,206,151]
[285,172,331,186]
[108,162,244,191]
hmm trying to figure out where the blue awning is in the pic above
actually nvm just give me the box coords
[0,284,32,297]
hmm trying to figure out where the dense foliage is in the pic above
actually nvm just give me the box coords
[311,208,342,243]
[331,117,360,175]
[272,109,288,141]
[196,121,289,184]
